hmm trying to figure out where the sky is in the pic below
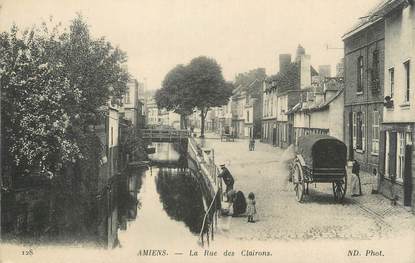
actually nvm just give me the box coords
[0,0,381,90]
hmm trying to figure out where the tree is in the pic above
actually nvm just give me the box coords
[186,56,232,137]
[155,65,195,129]
[0,24,82,176]
[0,15,129,176]
[60,15,129,128]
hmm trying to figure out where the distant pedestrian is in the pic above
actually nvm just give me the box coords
[246,192,257,223]
[249,137,255,151]
[218,164,235,200]
[371,168,378,194]
[351,159,362,196]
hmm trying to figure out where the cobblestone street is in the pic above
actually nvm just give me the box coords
[198,133,415,241]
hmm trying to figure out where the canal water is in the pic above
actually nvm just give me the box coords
[116,142,207,249]
[2,142,208,249]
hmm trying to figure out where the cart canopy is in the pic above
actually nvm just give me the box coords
[296,134,347,168]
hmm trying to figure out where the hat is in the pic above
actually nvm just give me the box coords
[220,164,226,167]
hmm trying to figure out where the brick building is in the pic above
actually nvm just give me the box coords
[263,45,318,148]
[342,5,385,173]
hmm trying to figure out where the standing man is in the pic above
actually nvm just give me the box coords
[218,164,234,201]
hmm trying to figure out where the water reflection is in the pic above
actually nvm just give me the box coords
[116,142,207,248]
[155,168,205,234]
[2,142,207,248]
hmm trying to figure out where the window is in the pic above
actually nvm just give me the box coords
[352,112,356,149]
[372,50,380,92]
[404,61,410,103]
[355,111,365,151]
[357,56,364,93]
[247,110,250,122]
[385,131,390,177]
[111,126,114,146]
[389,68,394,98]
[396,132,405,182]
[372,111,380,154]
[124,91,130,104]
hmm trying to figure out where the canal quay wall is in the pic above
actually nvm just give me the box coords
[187,138,222,203]
[186,137,222,244]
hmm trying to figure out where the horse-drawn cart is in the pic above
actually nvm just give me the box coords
[290,135,348,202]
[220,126,235,142]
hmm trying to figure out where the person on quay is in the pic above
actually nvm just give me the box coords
[246,192,257,223]
[351,159,362,197]
[249,137,255,151]
[218,164,234,201]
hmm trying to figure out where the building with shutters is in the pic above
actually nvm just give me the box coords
[342,2,385,173]
[262,46,318,148]
[231,79,262,139]
[372,0,414,211]
[288,77,344,146]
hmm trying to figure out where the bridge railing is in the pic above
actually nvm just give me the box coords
[142,129,190,140]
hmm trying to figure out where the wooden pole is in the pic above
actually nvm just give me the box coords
[0,81,2,241]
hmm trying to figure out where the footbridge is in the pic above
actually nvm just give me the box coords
[141,129,190,143]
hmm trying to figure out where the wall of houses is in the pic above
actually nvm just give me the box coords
[312,93,344,140]
[379,4,415,211]
[343,19,385,172]
[262,81,278,144]
[383,5,415,122]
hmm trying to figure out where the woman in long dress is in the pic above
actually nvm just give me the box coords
[351,160,361,196]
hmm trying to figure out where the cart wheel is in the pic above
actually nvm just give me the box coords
[293,163,304,202]
[332,172,347,202]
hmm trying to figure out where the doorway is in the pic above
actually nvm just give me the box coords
[348,112,354,160]
[272,128,277,146]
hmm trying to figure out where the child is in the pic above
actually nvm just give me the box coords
[247,192,257,223]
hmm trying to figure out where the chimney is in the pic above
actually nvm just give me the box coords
[295,44,306,63]
[279,54,291,73]
[300,54,311,90]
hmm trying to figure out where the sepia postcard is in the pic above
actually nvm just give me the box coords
[0,0,414,262]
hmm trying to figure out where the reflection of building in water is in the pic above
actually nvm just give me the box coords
[155,168,206,234]
[149,143,181,162]
[117,169,144,233]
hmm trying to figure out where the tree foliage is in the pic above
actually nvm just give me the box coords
[157,56,232,135]
[187,56,232,137]
[0,15,129,176]
[155,64,195,128]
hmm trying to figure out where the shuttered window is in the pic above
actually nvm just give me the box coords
[396,132,405,182]
[372,111,380,154]
[362,112,366,151]
[388,132,397,178]
[352,112,357,149]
